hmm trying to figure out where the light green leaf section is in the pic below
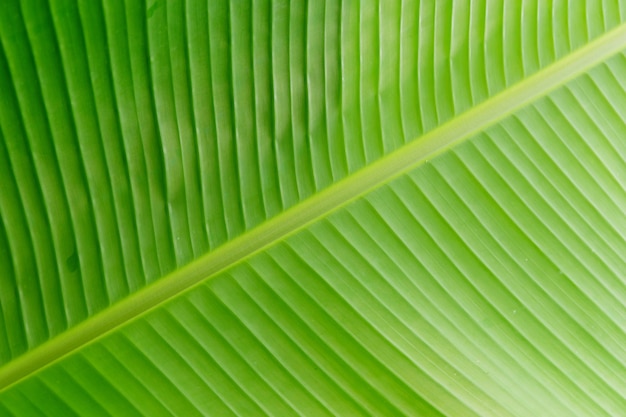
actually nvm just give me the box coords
[2,1,626,416]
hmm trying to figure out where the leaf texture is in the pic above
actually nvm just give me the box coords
[2,0,626,416]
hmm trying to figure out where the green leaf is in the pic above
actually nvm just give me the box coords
[2,1,626,415]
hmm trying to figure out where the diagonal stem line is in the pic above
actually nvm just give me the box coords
[3,20,626,392]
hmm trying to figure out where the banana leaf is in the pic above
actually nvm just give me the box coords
[1,0,626,415]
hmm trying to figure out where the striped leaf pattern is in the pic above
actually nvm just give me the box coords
[2,0,626,416]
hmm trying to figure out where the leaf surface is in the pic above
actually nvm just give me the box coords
[2,1,626,415]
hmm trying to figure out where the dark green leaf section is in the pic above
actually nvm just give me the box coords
[4,52,626,416]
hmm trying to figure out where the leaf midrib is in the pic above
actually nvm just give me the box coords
[2,21,626,393]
